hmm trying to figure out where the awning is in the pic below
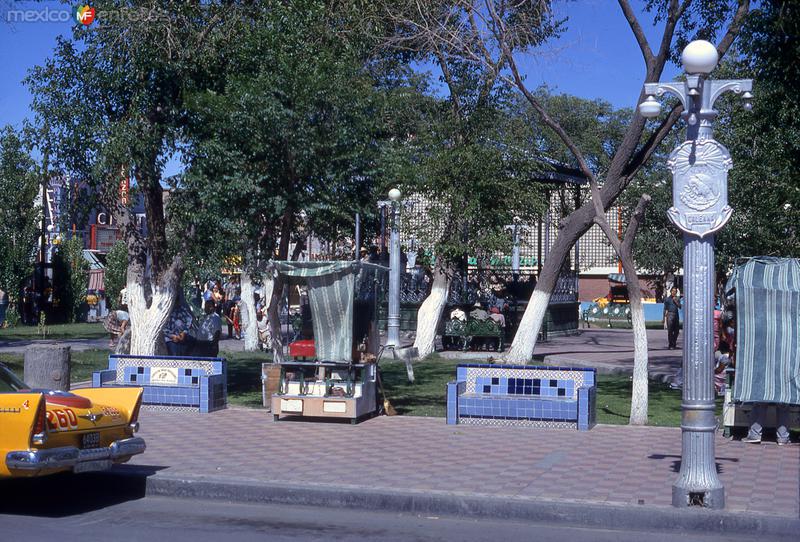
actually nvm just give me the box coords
[88,269,105,291]
[82,250,104,270]
[608,273,626,284]
[270,261,387,363]
[728,257,800,405]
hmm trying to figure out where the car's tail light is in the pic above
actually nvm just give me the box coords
[31,399,47,446]
[129,395,142,433]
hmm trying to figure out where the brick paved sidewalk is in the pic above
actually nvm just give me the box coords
[129,409,799,519]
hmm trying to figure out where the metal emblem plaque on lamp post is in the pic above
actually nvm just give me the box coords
[639,39,753,510]
[667,140,733,237]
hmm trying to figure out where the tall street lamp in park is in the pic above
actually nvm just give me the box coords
[639,40,752,509]
[379,188,403,348]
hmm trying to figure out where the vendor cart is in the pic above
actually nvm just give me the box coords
[723,257,800,435]
[269,261,387,424]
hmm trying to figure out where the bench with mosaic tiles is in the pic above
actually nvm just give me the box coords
[446,364,596,430]
[92,354,227,413]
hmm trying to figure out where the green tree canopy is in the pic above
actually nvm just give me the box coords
[174,1,415,273]
[0,126,40,305]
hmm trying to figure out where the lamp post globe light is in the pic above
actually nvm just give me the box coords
[639,40,753,509]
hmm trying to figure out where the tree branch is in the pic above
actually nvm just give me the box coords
[622,102,684,179]
[652,0,685,80]
[486,2,596,184]
[621,194,652,254]
[717,0,751,58]
[432,45,464,119]
[618,0,655,68]
[620,0,750,182]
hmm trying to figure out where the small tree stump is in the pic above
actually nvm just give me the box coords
[24,345,71,391]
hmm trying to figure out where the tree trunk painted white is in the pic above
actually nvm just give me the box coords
[126,267,179,356]
[504,289,551,364]
[623,263,649,425]
[262,274,284,363]
[412,263,451,359]
[240,271,259,352]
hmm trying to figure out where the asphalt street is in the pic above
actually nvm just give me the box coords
[0,474,793,542]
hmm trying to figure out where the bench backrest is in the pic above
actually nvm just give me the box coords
[109,354,225,387]
[456,364,595,401]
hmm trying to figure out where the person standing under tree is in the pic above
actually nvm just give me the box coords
[663,287,682,350]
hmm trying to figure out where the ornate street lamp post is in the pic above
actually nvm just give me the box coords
[379,188,403,348]
[639,40,752,509]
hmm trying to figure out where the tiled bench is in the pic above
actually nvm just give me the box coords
[92,354,227,413]
[447,364,596,430]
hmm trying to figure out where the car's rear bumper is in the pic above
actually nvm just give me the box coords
[5,437,146,476]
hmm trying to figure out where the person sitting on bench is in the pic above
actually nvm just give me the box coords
[194,300,222,357]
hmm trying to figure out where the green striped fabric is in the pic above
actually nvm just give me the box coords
[730,257,800,405]
[271,261,387,363]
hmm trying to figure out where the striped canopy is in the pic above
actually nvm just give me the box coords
[728,257,800,405]
[272,261,387,363]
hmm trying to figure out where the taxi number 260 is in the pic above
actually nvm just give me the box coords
[45,408,78,431]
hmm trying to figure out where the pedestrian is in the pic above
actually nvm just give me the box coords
[104,305,129,348]
[489,306,505,328]
[225,299,241,339]
[255,309,271,351]
[191,276,202,309]
[164,301,196,356]
[713,341,732,395]
[469,302,489,321]
[197,300,222,343]
[743,403,793,446]
[663,287,682,349]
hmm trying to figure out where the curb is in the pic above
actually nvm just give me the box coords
[111,469,799,537]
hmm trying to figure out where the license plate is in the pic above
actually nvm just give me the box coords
[74,459,112,473]
[82,432,101,449]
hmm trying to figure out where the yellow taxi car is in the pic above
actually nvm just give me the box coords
[0,362,145,478]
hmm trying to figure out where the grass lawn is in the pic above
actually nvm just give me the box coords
[222,350,272,408]
[0,345,271,400]
[1,349,111,385]
[0,322,108,341]
[1,343,719,427]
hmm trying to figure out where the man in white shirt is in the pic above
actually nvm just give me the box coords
[197,300,222,342]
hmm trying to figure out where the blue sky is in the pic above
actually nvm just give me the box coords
[0,1,681,176]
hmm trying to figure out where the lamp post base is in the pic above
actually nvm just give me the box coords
[672,484,725,509]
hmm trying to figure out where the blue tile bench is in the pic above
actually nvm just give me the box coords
[92,354,227,413]
[446,364,596,430]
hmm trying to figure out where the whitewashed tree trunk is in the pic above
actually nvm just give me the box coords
[504,289,552,364]
[588,194,652,424]
[413,263,451,359]
[240,271,259,352]
[126,265,179,356]
[628,293,649,425]
[623,258,650,425]
[262,274,284,363]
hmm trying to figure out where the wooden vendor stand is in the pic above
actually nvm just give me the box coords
[722,257,800,437]
[269,260,386,424]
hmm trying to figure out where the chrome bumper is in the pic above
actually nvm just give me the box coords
[6,437,146,475]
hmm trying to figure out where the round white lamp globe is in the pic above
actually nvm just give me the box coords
[681,40,718,75]
[638,96,661,118]
[388,188,402,201]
